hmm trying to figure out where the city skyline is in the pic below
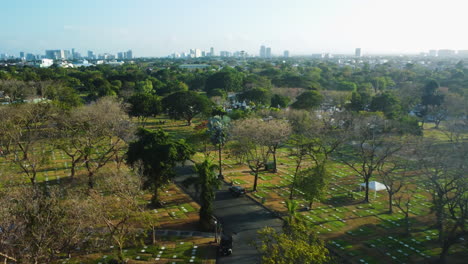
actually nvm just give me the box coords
[2,0,468,57]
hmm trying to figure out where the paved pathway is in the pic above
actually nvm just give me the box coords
[174,164,283,264]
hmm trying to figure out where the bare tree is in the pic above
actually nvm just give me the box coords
[0,103,55,185]
[61,97,134,188]
[377,159,410,214]
[231,118,271,191]
[394,187,415,235]
[337,115,403,203]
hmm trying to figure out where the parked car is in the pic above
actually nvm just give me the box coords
[218,234,233,256]
[229,186,246,197]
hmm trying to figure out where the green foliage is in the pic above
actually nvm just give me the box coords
[291,90,323,110]
[127,93,162,119]
[297,163,329,208]
[126,128,194,205]
[369,91,402,119]
[195,159,220,230]
[257,221,330,264]
[238,88,272,105]
[162,91,212,125]
[270,94,291,108]
[205,68,243,94]
[336,81,357,91]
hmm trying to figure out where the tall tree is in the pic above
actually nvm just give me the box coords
[162,91,211,125]
[337,114,403,203]
[127,128,194,206]
[207,115,230,178]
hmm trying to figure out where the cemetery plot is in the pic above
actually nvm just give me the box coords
[59,237,216,264]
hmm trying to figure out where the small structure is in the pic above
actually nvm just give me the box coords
[359,181,387,198]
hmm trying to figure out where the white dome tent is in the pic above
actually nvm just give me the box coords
[359,181,387,199]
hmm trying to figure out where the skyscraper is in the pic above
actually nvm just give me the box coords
[125,50,133,59]
[266,47,271,58]
[19,52,25,59]
[355,48,362,57]
[210,47,215,56]
[260,45,266,58]
[87,50,95,59]
[283,50,289,58]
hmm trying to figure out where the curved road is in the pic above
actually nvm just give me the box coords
[174,164,282,264]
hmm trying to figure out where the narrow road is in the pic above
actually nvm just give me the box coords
[174,163,283,264]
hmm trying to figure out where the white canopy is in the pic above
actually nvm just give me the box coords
[360,181,387,191]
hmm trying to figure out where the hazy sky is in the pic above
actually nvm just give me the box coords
[2,0,468,57]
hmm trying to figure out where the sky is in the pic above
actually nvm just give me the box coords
[1,0,468,57]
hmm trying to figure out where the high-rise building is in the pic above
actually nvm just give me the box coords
[283,50,290,58]
[266,47,271,58]
[45,50,67,60]
[429,50,438,57]
[19,52,25,59]
[87,50,95,59]
[125,50,133,59]
[26,53,36,61]
[355,48,362,57]
[260,45,266,58]
[438,49,455,57]
[117,52,124,59]
[210,47,215,56]
[71,48,75,59]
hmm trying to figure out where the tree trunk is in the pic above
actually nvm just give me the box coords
[309,200,313,210]
[88,172,94,189]
[438,242,450,264]
[70,159,76,181]
[253,171,259,191]
[218,144,223,179]
[364,178,370,203]
[272,149,277,173]
[388,192,393,214]
[151,189,159,207]
[152,226,156,245]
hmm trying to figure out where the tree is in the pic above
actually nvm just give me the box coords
[337,115,403,203]
[0,103,55,186]
[127,128,194,206]
[291,90,323,110]
[263,119,292,173]
[376,161,406,214]
[288,135,311,199]
[127,93,162,125]
[297,163,329,209]
[60,97,134,188]
[256,221,330,264]
[162,91,211,125]
[205,68,243,94]
[230,118,271,191]
[418,140,467,263]
[238,88,272,105]
[207,115,230,178]
[394,188,415,235]
[183,159,220,231]
[369,91,402,119]
[271,94,290,108]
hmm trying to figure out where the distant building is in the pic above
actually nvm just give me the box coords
[260,45,266,58]
[117,52,124,59]
[438,49,455,57]
[457,50,468,57]
[26,53,36,61]
[210,47,215,56]
[220,51,231,57]
[87,50,95,59]
[45,50,67,60]
[355,48,362,57]
[179,64,210,70]
[19,52,25,59]
[283,50,289,58]
[125,50,133,59]
[266,47,272,58]
[38,58,54,68]
[429,50,438,57]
